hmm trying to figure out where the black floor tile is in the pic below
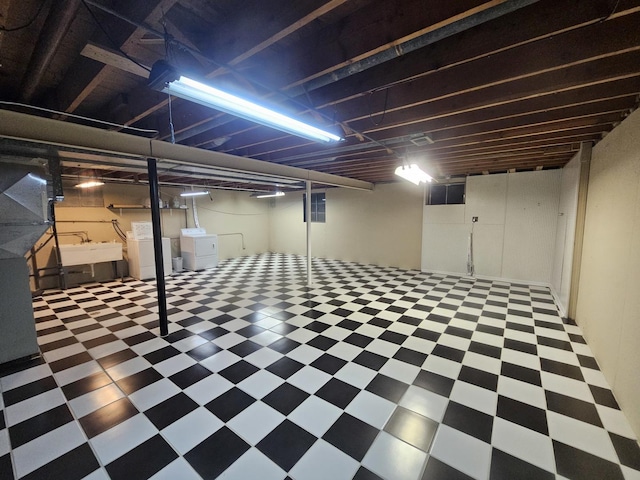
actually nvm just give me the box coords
[393,347,428,367]
[106,434,178,480]
[489,448,554,480]
[378,331,408,345]
[421,457,474,480]
[577,354,599,370]
[353,351,388,371]
[315,378,360,409]
[143,345,181,364]
[257,420,317,471]
[144,392,199,430]
[459,365,498,392]
[431,344,465,363]
[545,391,602,427]
[500,362,542,387]
[21,443,100,480]
[229,340,263,357]
[266,357,304,379]
[323,413,379,461]
[117,368,163,394]
[413,370,455,397]
[344,333,375,348]
[384,407,438,452]
[496,395,548,435]
[589,384,619,409]
[97,348,137,369]
[49,352,93,373]
[442,401,494,443]
[609,432,640,470]
[205,387,255,422]
[263,383,309,415]
[268,337,301,354]
[186,342,222,361]
[540,358,584,382]
[79,397,138,438]
[9,404,74,448]
[365,374,409,403]
[504,338,537,355]
[185,427,250,478]
[39,336,79,353]
[198,326,229,341]
[218,360,259,384]
[61,371,112,401]
[412,328,440,342]
[469,341,502,359]
[169,364,213,389]
[0,454,12,480]
[311,354,347,375]
[553,440,624,480]
[82,333,119,350]
[3,376,58,406]
[307,335,338,351]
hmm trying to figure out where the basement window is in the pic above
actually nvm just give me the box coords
[427,182,465,205]
[303,192,326,223]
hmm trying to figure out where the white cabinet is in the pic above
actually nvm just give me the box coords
[127,237,172,280]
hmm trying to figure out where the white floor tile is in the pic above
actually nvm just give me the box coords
[69,383,125,418]
[430,425,492,480]
[0,364,53,391]
[5,388,66,426]
[345,390,396,429]
[106,357,152,381]
[227,402,285,445]
[290,439,359,480]
[199,350,242,373]
[245,347,283,368]
[399,385,449,422]
[128,378,181,411]
[53,360,102,386]
[335,362,377,389]
[450,381,497,416]
[287,344,324,364]
[219,448,286,480]
[362,431,427,480]
[13,422,86,478]
[287,366,331,394]
[547,411,618,463]
[497,376,547,410]
[596,404,638,440]
[161,407,223,455]
[154,354,197,377]
[184,374,234,405]
[540,371,594,403]
[491,417,556,473]
[91,414,157,465]
[289,396,342,437]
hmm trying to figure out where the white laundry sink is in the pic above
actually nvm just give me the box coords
[58,242,123,266]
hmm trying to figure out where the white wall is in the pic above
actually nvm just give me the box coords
[422,170,561,284]
[550,153,581,316]
[576,107,640,438]
[269,182,424,270]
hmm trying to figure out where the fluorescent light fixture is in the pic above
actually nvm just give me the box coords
[75,180,104,188]
[394,164,432,185]
[180,190,209,197]
[150,61,341,143]
[251,191,285,198]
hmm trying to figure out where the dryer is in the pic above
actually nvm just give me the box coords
[180,228,218,271]
[127,236,172,280]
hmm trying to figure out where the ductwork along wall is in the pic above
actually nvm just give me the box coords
[0,162,51,364]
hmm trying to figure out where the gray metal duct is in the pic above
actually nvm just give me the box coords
[0,163,50,259]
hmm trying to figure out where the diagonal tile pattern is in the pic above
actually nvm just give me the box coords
[0,253,639,479]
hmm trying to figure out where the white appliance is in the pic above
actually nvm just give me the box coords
[180,228,218,271]
[127,236,172,280]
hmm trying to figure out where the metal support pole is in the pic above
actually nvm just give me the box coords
[306,180,312,287]
[49,201,66,290]
[147,158,169,336]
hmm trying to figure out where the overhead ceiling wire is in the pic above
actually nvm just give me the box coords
[0,101,158,135]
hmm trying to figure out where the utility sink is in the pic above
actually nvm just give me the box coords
[58,242,123,267]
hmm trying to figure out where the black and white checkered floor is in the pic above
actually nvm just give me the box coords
[1,253,639,479]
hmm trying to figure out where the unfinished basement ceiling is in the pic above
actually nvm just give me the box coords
[0,0,639,188]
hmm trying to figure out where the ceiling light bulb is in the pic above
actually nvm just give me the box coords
[75,180,104,188]
[394,164,432,185]
[180,190,209,197]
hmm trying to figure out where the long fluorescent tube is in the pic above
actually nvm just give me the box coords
[394,164,432,185]
[252,191,285,198]
[163,76,342,143]
[180,190,209,197]
[76,180,104,188]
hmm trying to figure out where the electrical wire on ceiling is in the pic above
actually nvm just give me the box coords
[81,0,151,74]
[0,0,49,32]
[368,87,390,126]
[600,0,621,22]
[0,101,159,135]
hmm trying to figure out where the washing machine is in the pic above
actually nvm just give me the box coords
[180,228,218,271]
[127,236,172,280]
